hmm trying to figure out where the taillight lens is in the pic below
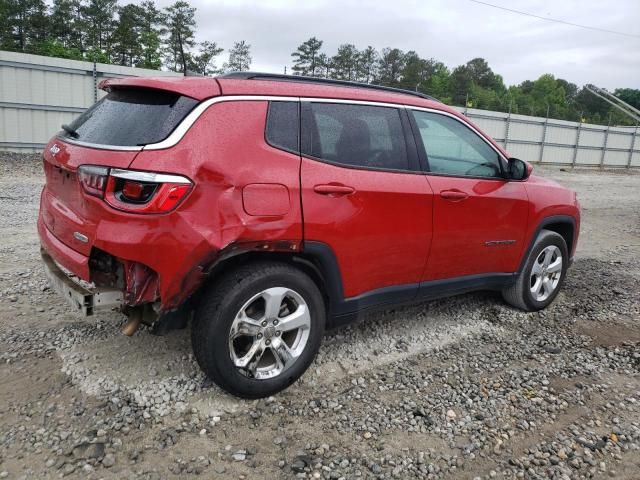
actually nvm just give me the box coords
[78,166,192,214]
[78,165,109,197]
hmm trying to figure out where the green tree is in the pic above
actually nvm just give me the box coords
[50,0,85,51]
[614,88,640,110]
[138,0,164,69]
[448,65,473,105]
[316,52,332,78]
[465,58,497,89]
[83,0,118,60]
[376,48,405,86]
[291,37,323,76]
[189,40,223,75]
[0,0,11,48]
[224,40,251,72]
[424,63,450,102]
[112,3,144,66]
[1,0,49,52]
[400,52,447,92]
[331,43,359,81]
[164,0,196,73]
[575,87,610,123]
[30,39,83,59]
[357,46,378,83]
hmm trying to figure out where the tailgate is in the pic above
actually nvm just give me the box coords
[41,139,139,256]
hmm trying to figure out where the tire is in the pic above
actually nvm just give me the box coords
[502,229,569,312]
[192,261,326,399]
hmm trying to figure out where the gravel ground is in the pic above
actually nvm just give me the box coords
[0,153,639,480]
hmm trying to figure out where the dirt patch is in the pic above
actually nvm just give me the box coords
[577,319,640,347]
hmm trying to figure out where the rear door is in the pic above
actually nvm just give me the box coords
[300,100,434,304]
[409,109,529,280]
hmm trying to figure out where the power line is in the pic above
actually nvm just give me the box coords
[467,0,640,39]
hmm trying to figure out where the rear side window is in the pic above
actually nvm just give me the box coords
[265,101,299,153]
[62,88,198,146]
[303,103,409,171]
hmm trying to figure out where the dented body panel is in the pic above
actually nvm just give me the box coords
[38,99,303,312]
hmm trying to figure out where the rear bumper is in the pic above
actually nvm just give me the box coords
[41,249,122,316]
[38,214,91,281]
[37,193,216,312]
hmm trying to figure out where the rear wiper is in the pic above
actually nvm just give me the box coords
[61,124,79,138]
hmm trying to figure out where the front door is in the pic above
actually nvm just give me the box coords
[410,109,529,280]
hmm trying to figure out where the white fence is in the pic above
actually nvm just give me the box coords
[1,51,639,167]
[0,51,180,152]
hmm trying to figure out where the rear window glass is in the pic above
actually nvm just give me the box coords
[62,88,198,146]
[265,101,299,153]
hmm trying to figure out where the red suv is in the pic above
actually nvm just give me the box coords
[38,73,580,398]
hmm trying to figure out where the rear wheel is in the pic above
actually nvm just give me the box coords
[192,262,325,398]
[502,230,568,311]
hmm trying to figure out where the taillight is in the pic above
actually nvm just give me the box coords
[78,165,109,197]
[78,166,192,214]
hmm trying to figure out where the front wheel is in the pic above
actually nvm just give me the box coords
[192,262,326,399]
[502,230,569,311]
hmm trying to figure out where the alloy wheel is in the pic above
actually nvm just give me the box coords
[228,287,311,380]
[530,245,562,302]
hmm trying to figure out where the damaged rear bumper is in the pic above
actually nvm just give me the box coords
[41,250,123,316]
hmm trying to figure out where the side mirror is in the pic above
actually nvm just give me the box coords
[507,158,532,181]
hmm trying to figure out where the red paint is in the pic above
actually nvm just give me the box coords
[38,76,580,313]
[423,175,529,280]
[242,184,290,216]
[301,159,433,297]
[100,76,221,100]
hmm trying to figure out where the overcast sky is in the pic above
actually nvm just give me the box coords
[151,0,639,90]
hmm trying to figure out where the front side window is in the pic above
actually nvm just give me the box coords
[304,103,409,171]
[61,88,198,147]
[411,110,503,178]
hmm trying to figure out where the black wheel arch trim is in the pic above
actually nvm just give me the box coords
[517,215,577,274]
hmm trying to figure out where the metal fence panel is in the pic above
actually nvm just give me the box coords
[456,106,639,169]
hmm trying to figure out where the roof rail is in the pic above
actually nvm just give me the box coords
[218,72,441,103]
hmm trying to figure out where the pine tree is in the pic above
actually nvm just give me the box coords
[316,53,331,78]
[164,0,196,73]
[112,3,144,66]
[1,0,49,52]
[139,0,164,69]
[189,40,223,75]
[376,48,405,86]
[331,44,358,81]
[0,0,11,49]
[357,46,378,83]
[224,40,251,72]
[291,37,323,76]
[83,0,118,61]
[50,0,85,51]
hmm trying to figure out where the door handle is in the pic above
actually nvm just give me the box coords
[313,184,355,196]
[440,190,468,201]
